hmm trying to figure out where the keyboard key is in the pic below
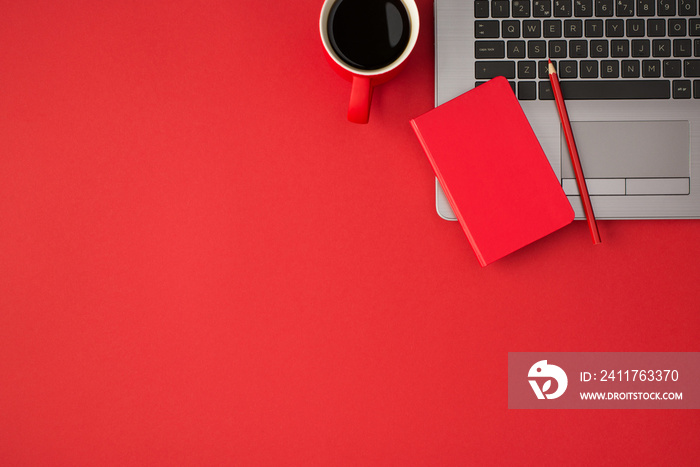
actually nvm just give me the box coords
[474,1,490,18]
[696,39,700,57]
[637,0,655,16]
[539,60,556,78]
[557,80,670,99]
[554,0,573,16]
[518,81,538,100]
[564,19,583,37]
[585,19,604,37]
[611,40,630,57]
[647,19,666,37]
[570,40,588,57]
[475,21,500,38]
[559,60,578,77]
[580,60,599,77]
[502,21,521,38]
[674,39,693,57]
[642,59,662,77]
[668,19,687,37]
[518,60,538,78]
[695,80,700,98]
[475,41,506,59]
[692,19,700,37]
[632,39,651,57]
[673,80,692,98]
[653,39,672,57]
[533,0,553,17]
[657,0,675,16]
[475,61,516,79]
[606,19,624,37]
[626,19,645,37]
[591,40,610,57]
[595,0,614,16]
[574,0,594,16]
[679,0,697,16]
[528,40,548,58]
[544,20,563,37]
[523,20,542,37]
[512,1,531,17]
[664,59,682,77]
[601,60,619,77]
[539,81,554,99]
[492,1,511,18]
[507,41,527,58]
[616,0,634,16]
[621,60,640,78]
[549,40,568,58]
[685,60,700,77]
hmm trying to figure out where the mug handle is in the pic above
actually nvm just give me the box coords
[347,76,373,124]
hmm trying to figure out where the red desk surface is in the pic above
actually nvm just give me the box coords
[1,1,698,465]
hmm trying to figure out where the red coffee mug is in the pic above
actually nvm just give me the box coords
[319,0,420,124]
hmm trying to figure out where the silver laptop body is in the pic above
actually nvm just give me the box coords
[435,0,700,219]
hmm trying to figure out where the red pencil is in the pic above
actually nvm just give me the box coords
[548,60,601,244]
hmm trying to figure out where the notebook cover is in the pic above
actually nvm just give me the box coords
[411,77,574,266]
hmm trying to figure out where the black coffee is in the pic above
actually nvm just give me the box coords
[327,0,411,71]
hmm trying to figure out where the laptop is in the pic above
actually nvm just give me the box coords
[434,0,700,219]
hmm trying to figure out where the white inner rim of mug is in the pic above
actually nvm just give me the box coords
[319,0,420,76]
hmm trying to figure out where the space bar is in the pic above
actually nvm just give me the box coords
[559,80,670,99]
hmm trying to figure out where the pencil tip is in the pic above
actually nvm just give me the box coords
[548,61,556,75]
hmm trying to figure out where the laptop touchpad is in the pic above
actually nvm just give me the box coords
[561,121,690,179]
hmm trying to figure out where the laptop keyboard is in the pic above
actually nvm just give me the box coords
[473,0,700,100]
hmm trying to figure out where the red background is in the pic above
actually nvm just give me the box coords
[1,1,698,465]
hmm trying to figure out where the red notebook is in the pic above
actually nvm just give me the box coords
[411,77,574,266]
